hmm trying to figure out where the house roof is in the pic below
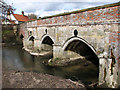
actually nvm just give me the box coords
[8,19,16,24]
[13,14,30,22]
[2,18,16,24]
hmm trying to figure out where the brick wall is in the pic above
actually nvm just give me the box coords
[37,6,119,26]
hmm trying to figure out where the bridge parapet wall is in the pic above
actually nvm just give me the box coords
[37,6,119,26]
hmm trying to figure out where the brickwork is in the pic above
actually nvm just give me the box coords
[36,6,119,26]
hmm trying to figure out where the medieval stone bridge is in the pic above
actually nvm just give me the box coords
[19,2,120,88]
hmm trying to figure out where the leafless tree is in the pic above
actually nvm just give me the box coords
[28,13,37,20]
[0,0,15,23]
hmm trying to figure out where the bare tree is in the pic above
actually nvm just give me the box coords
[28,14,37,20]
[0,0,15,23]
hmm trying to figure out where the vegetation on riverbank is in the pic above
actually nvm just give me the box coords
[2,25,22,46]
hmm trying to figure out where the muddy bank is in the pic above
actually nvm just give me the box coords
[2,70,86,89]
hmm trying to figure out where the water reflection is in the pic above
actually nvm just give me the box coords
[2,46,98,85]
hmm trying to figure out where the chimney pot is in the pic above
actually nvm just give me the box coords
[22,11,24,16]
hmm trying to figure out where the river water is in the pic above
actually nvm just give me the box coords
[2,46,98,85]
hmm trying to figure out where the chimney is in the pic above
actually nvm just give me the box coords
[22,11,24,16]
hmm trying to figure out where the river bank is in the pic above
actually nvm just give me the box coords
[2,70,86,89]
[2,25,23,47]
[2,43,22,47]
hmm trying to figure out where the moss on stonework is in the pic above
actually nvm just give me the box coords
[54,58,62,60]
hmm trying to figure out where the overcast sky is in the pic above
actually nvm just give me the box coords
[5,0,120,18]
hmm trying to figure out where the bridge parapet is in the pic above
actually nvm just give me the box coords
[37,6,119,26]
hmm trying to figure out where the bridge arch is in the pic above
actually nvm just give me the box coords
[62,37,99,66]
[29,36,35,41]
[40,35,54,51]
[20,34,24,39]
[40,34,54,46]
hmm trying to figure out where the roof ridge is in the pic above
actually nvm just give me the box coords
[13,14,28,17]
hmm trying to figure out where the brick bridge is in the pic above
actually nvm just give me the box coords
[19,2,120,88]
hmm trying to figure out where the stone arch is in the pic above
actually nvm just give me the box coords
[40,34,54,46]
[40,35,54,51]
[62,37,99,66]
[26,36,35,50]
[29,36,35,41]
[63,37,96,54]
[20,34,24,39]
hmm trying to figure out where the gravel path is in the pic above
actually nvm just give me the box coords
[2,71,86,89]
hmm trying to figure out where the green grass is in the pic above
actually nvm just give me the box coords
[2,30,13,34]
[55,58,61,60]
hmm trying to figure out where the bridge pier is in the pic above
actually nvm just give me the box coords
[53,44,81,60]
[23,39,33,51]
[53,44,64,59]
[33,39,41,51]
[99,55,119,88]
[52,43,119,88]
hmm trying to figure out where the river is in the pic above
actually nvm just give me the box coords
[2,46,98,86]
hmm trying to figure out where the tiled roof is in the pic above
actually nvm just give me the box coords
[13,14,30,22]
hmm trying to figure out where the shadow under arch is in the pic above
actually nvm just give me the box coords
[40,34,54,46]
[20,34,24,39]
[28,36,35,41]
[40,35,54,52]
[62,36,99,67]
